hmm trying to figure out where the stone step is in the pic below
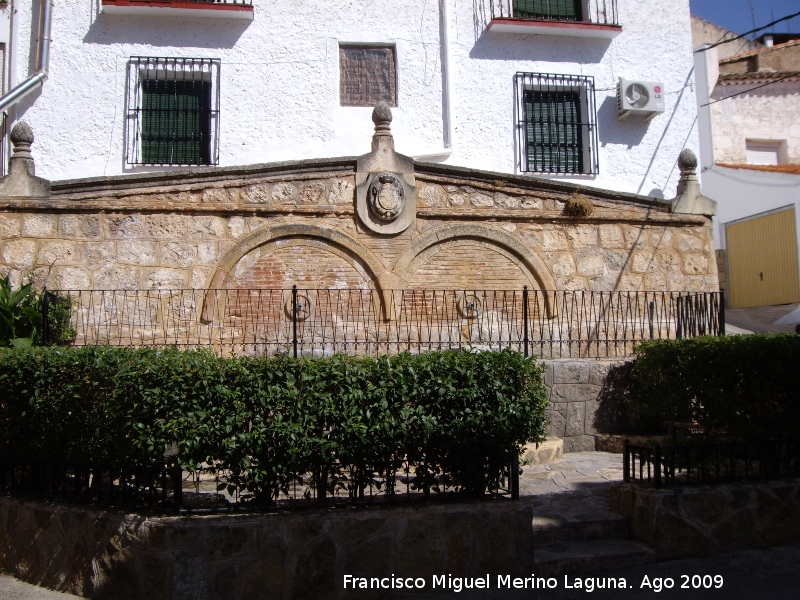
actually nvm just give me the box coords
[534,539,655,576]
[532,511,629,544]
[522,437,563,465]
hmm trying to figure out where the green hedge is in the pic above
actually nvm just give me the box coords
[628,335,800,441]
[0,347,548,499]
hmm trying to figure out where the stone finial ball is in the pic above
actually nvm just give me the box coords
[10,121,34,146]
[678,148,698,171]
[372,101,393,126]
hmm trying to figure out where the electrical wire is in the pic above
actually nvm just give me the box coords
[694,10,800,53]
[701,71,800,106]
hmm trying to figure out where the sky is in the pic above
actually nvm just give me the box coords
[690,0,800,36]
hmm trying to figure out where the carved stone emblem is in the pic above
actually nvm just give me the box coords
[368,172,405,222]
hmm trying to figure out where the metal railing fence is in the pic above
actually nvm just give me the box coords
[623,440,800,488]
[45,288,725,359]
[0,455,517,514]
[489,0,619,25]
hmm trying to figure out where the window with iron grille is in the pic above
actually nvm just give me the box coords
[339,45,397,107]
[126,57,221,166]
[513,0,583,21]
[515,73,599,175]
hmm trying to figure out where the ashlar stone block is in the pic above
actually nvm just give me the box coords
[144,268,187,289]
[552,360,592,384]
[60,215,101,239]
[83,242,116,271]
[190,217,226,239]
[161,243,197,268]
[551,253,576,277]
[95,265,140,290]
[21,215,56,238]
[37,241,80,266]
[683,254,709,275]
[147,215,186,239]
[52,266,91,290]
[566,225,598,249]
[2,239,37,269]
[676,233,703,253]
[631,251,658,273]
[0,215,21,238]
[577,253,606,277]
[106,215,145,239]
[117,241,159,266]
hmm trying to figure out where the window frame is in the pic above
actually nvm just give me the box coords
[339,43,398,108]
[514,72,599,176]
[125,57,221,167]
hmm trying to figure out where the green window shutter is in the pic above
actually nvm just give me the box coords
[141,79,211,165]
[524,90,584,174]
[513,0,582,21]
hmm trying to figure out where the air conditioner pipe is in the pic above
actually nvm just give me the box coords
[412,0,455,162]
[0,0,54,114]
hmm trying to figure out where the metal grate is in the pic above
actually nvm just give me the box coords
[339,45,397,107]
[515,72,599,175]
[624,441,800,488]
[125,57,221,166]
[47,288,725,359]
[490,0,619,25]
[0,455,517,514]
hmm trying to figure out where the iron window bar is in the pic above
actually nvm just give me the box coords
[125,57,221,167]
[514,72,599,176]
[490,0,619,25]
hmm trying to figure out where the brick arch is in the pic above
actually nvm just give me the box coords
[202,224,392,322]
[393,224,557,317]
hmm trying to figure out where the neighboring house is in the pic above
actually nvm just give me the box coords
[0,0,698,198]
[693,19,800,309]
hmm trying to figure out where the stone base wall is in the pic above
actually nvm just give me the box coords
[610,480,800,561]
[541,359,628,453]
[0,496,535,600]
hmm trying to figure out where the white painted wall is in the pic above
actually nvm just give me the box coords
[703,166,800,251]
[694,42,800,254]
[9,0,698,198]
[710,80,800,165]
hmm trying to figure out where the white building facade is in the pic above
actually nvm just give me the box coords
[694,33,800,309]
[1,0,698,198]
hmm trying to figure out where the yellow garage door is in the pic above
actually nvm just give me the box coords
[726,207,800,309]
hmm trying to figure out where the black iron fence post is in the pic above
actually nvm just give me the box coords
[719,289,726,337]
[292,284,298,359]
[172,464,183,513]
[623,440,630,482]
[654,444,662,488]
[522,286,529,357]
[510,454,520,499]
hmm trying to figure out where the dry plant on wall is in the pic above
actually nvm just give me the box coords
[564,193,594,218]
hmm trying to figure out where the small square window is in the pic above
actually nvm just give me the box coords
[126,57,221,166]
[339,45,397,107]
[515,73,599,175]
[745,140,783,166]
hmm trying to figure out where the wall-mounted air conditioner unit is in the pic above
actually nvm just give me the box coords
[617,79,665,121]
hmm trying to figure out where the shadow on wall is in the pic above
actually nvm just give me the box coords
[596,96,647,149]
[83,13,250,49]
[469,30,611,63]
[591,361,657,436]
